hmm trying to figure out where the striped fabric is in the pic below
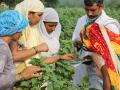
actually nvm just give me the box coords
[80,23,120,90]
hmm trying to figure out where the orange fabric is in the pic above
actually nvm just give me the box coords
[80,23,120,90]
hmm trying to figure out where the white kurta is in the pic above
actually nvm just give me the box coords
[72,10,120,41]
[38,8,61,57]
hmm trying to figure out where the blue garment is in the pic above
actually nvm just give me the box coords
[0,10,28,36]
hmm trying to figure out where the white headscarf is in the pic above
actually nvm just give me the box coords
[14,0,45,49]
[15,0,44,19]
[38,8,61,56]
[15,0,45,66]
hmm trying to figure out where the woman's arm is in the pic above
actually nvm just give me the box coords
[10,42,48,62]
[44,54,76,64]
[101,65,111,90]
[16,66,41,82]
[92,53,111,90]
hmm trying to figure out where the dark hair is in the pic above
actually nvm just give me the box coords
[84,0,103,6]
[29,11,36,14]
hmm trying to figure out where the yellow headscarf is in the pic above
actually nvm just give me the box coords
[15,0,44,67]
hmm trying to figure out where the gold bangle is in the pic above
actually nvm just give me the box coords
[19,72,24,81]
[59,55,62,60]
[33,46,40,54]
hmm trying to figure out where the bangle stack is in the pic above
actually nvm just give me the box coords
[33,46,40,54]
[59,55,62,60]
[19,72,24,81]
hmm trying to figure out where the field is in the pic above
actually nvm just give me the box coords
[0,6,120,90]
[57,8,120,41]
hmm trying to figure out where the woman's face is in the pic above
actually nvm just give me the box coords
[12,32,22,41]
[44,22,58,34]
[28,11,43,26]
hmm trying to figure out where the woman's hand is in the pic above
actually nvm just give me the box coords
[21,66,41,80]
[92,53,105,69]
[74,38,83,51]
[60,54,76,60]
[35,43,49,52]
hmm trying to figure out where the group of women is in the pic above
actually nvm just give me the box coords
[1,0,117,89]
[0,0,75,89]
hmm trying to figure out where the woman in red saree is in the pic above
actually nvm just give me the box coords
[80,23,120,90]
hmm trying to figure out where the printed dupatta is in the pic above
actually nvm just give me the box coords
[80,23,120,90]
